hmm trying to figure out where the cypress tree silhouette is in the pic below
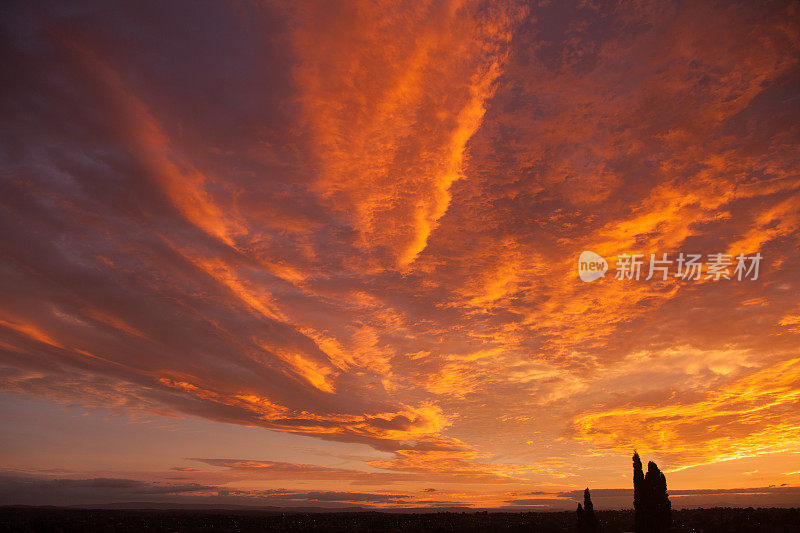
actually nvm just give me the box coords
[576,487,599,533]
[645,461,672,532]
[633,451,645,532]
[632,451,672,532]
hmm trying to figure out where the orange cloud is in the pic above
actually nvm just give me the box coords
[291,1,527,270]
[571,358,800,468]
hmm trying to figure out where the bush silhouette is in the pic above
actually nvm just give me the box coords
[633,451,672,532]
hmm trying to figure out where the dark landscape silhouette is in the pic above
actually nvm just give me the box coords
[1,452,798,532]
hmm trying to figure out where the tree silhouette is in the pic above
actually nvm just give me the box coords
[632,451,672,532]
[633,451,645,532]
[576,487,599,533]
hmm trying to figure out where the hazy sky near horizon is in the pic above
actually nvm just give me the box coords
[1,0,799,509]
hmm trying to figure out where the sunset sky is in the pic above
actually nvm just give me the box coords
[1,0,799,510]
